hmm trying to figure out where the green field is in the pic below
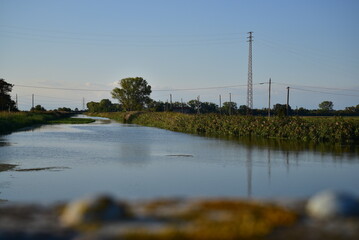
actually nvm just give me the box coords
[89,112,359,143]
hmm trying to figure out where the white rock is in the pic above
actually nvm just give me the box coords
[60,195,128,226]
[306,190,359,219]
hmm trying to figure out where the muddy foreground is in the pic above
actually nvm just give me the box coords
[1,193,359,240]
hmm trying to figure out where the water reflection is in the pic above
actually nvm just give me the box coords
[241,137,358,199]
[220,135,359,159]
[267,148,271,184]
[246,147,252,198]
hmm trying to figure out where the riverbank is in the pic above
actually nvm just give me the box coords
[0,112,94,135]
[87,112,359,143]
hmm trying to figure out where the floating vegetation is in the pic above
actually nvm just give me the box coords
[0,163,70,172]
[0,163,17,172]
[166,154,194,157]
[0,141,10,147]
[15,166,70,172]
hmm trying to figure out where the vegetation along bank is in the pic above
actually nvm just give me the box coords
[0,112,94,135]
[89,112,359,143]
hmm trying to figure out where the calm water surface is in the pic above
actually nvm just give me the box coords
[1,116,358,204]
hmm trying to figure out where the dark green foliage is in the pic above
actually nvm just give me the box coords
[221,102,237,115]
[187,99,219,114]
[147,100,165,112]
[31,105,46,112]
[57,107,73,112]
[344,104,359,114]
[111,77,152,111]
[273,104,291,117]
[319,101,334,111]
[238,105,251,115]
[0,79,17,111]
[201,102,218,114]
[187,99,202,113]
[87,99,121,112]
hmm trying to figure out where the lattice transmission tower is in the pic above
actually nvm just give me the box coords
[247,32,253,109]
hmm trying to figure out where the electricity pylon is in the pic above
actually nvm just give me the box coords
[247,32,253,109]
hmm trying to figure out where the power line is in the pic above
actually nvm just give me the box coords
[14,84,110,92]
[0,24,245,39]
[153,84,250,91]
[290,87,359,97]
[13,82,359,98]
[35,94,82,101]
[14,83,253,92]
[274,82,359,92]
[0,24,245,47]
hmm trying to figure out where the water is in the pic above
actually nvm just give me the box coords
[1,116,358,204]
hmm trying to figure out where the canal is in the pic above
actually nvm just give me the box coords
[1,116,358,204]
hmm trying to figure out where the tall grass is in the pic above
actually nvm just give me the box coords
[0,111,71,134]
[91,112,359,143]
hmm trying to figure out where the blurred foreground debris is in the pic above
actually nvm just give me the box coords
[0,191,358,240]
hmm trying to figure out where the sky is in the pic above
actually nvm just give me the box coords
[0,0,358,110]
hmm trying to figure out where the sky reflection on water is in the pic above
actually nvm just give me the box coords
[0,117,358,204]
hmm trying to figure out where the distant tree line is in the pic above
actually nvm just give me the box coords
[107,77,359,116]
[87,99,121,113]
[89,97,359,117]
[1,77,358,116]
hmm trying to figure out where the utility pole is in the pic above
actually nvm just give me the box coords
[268,78,271,117]
[247,31,253,109]
[32,94,34,110]
[286,87,290,116]
[170,94,172,111]
[219,94,222,114]
[197,95,200,114]
[181,98,184,113]
[229,93,232,115]
[82,97,85,111]
[16,94,18,109]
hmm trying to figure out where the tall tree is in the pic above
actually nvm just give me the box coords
[187,99,202,113]
[86,99,121,112]
[0,79,17,111]
[31,105,46,112]
[318,101,334,111]
[111,77,152,111]
[221,102,237,115]
[273,104,291,117]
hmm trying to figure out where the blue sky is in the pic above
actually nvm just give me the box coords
[0,0,358,110]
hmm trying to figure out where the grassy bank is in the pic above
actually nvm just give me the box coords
[89,112,359,143]
[0,111,73,135]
